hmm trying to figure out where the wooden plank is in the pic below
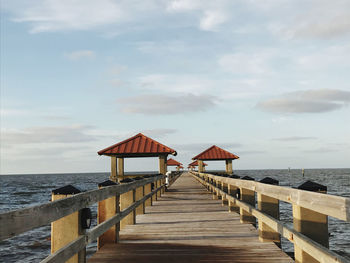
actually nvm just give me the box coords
[194,174,350,263]
[0,175,164,241]
[89,173,293,263]
[197,172,350,221]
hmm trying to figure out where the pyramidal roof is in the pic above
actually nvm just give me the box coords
[167,158,182,166]
[189,160,208,167]
[192,145,239,160]
[98,133,177,157]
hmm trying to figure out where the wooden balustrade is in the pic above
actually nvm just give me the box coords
[0,173,179,263]
[192,171,350,263]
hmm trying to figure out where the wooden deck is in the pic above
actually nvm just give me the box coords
[88,173,293,263]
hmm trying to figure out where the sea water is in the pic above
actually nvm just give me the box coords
[0,169,349,262]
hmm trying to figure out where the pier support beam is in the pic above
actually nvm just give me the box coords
[51,186,85,263]
[293,181,328,263]
[97,180,119,249]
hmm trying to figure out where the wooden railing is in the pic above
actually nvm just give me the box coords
[191,171,350,263]
[0,172,182,263]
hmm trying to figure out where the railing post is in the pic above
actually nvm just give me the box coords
[143,176,152,207]
[212,178,218,200]
[120,178,136,229]
[156,178,162,198]
[240,176,256,226]
[293,181,328,263]
[257,177,280,247]
[51,185,85,263]
[221,179,228,206]
[216,179,222,200]
[97,180,119,249]
[228,176,240,213]
[133,177,145,216]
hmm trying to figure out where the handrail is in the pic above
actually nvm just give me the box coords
[192,172,350,263]
[197,172,350,221]
[41,184,164,263]
[0,174,164,241]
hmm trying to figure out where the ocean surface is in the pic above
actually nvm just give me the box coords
[0,169,349,262]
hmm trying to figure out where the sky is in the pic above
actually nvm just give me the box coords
[1,0,350,174]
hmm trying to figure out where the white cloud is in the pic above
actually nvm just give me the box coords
[2,125,97,145]
[199,10,228,31]
[7,0,127,33]
[65,50,96,60]
[118,93,217,115]
[257,89,350,114]
[285,0,350,39]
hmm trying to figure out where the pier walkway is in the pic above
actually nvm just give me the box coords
[88,173,292,263]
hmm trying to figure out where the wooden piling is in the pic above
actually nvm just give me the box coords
[144,182,152,207]
[221,182,228,206]
[293,181,328,263]
[97,180,119,249]
[120,179,136,229]
[51,186,85,263]
[228,184,240,213]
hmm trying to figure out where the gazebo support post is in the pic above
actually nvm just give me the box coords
[226,160,233,174]
[117,158,124,180]
[110,156,117,182]
[198,160,204,173]
[159,155,167,194]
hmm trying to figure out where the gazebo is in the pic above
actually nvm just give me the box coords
[188,160,208,171]
[167,158,183,171]
[98,133,177,182]
[192,145,239,174]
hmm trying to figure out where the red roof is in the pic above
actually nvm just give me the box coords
[98,133,177,157]
[189,160,208,167]
[192,145,239,160]
[167,158,182,166]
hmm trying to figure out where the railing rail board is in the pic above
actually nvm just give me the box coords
[40,185,165,263]
[199,172,350,221]
[0,175,164,241]
[193,173,350,263]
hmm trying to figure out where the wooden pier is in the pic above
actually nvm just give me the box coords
[89,172,292,263]
[1,170,350,263]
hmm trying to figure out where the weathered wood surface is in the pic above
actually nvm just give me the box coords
[89,173,292,263]
[199,172,350,222]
